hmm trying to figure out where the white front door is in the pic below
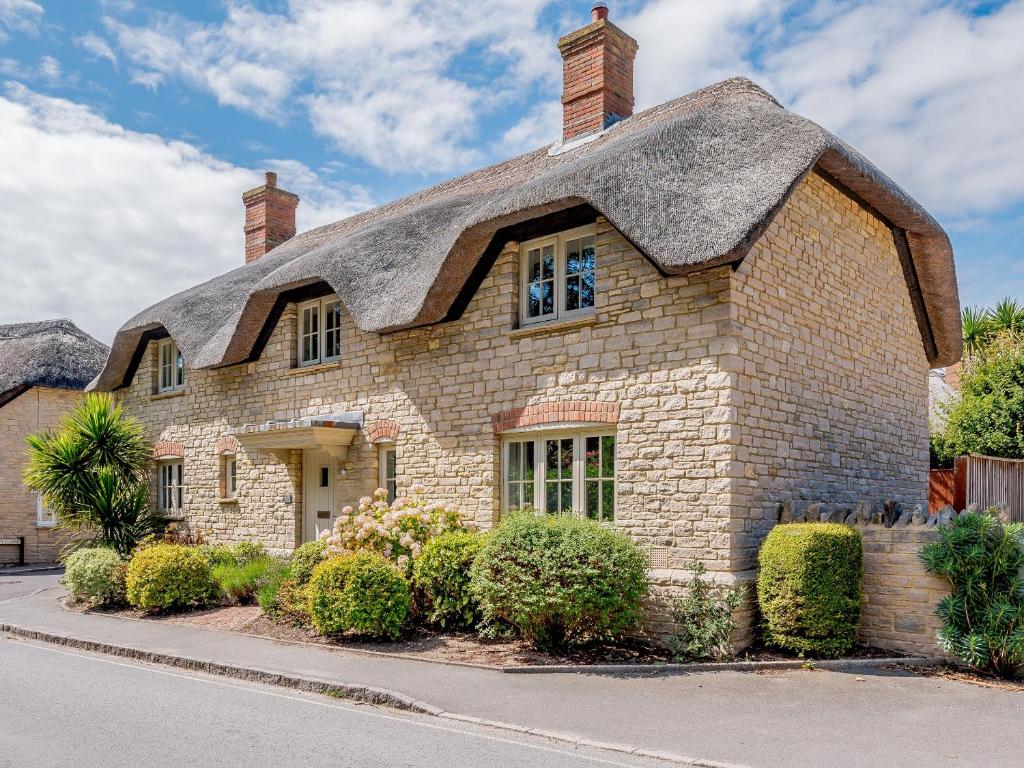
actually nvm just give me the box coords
[303,449,335,543]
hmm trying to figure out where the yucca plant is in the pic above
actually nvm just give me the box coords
[24,393,167,557]
[919,511,1024,678]
[961,305,992,359]
[990,298,1024,339]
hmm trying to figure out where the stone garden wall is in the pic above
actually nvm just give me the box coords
[779,500,952,656]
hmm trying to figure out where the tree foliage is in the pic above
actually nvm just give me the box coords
[935,339,1024,462]
[668,560,743,662]
[24,393,167,557]
[920,511,1024,678]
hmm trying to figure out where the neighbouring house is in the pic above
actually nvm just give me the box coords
[0,319,108,564]
[90,5,962,641]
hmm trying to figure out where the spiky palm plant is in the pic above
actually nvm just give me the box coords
[961,305,992,359]
[990,297,1024,339]
[920,511,1024,678]
[24,393,167,557]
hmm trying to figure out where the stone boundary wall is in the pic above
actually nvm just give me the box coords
[778,499,955,656]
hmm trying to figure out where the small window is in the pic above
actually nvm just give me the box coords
[379,444,397,504]
[520,225,596,326]
[159,461,184,514]
[503,430,615,520]
[158,339,185,393]
[221,455,237,500]
[36,494,57,528]
[298,296,344,367]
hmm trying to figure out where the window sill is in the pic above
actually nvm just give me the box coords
[286,360,344,376]
[508,314,597,339]
[151,389,186,401]
[217,497,238,505]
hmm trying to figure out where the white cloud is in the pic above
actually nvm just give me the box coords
[499,99,561,154]
[0,84,372,342]
[106,0,557,173]
[76,32,118,66]
[0,0,42,39]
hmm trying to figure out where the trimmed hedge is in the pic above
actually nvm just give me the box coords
[470,513,648,648]
[307,552,410,639]
[126,543,213,612]
[757,523,862,657]
[62,548,126,606]
[413,530,485,629]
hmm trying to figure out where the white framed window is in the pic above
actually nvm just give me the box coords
[298,296,343,367]
[159,461,184,514]
[520,225,597,326]
[501,429,616,521]
[36,493,57,528]
[158,338,185,393]
[378,444,397,504]
[221,455,237,500]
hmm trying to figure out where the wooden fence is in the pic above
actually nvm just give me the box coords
[928,469,954,513]
[963,454,1024,522]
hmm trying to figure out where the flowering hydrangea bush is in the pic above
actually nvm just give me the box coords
[325,486,469,572]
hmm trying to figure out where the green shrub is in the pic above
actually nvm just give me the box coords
[256,563,293,613]
[125,543,213,612]
[62,548,126,606]
[413,531,485,629]
[200,541,267,569]
[757,523,862,657]
[668,560,743,662]
[920,511,1024,678]
[213,556,288,605]
[289,538,328,585]
[307,552,410,639]
[269,578,311,624]
[470,513,648,648]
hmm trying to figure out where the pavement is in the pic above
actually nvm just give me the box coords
[1,572,1022,768]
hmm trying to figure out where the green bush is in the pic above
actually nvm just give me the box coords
[289,538,328,585]
[470,513,648,648]
[62,548,126,606]
[125,543,214,612]
[757,523,862,657]
[412,531,486,629]
[668,560,743,662]
[920,511,1024,678]
[200,541,268,570]
[256,563,293,613]
[213,556,288,605]
[308,552,410,639]
[268,578,311,623]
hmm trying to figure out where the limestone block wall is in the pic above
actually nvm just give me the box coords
[117,217,741,569]
[729,171,932,572]
[0,386,79,564]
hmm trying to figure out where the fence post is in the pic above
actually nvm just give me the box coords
[953,455,969,511]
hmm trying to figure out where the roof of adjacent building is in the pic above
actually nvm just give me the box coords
[92,77,962,391]
[0,319,109,406]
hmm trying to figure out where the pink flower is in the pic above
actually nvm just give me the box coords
[342,505,354,515]
[397,555,409,567]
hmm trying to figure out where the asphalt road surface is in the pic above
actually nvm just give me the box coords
[0,637,675,768]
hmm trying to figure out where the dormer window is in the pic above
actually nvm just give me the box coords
[157,339,184,393]
[298,296,343,367]
[520,225,596,326]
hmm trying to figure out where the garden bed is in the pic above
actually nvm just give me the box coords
[66,599,907,669]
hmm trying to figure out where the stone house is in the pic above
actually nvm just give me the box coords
[90,6,961,638]
[0,320,108,564]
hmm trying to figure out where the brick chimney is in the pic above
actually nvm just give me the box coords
[242,171,299,263]
[557,2,639,142]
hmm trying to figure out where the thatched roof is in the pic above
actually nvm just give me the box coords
[92,77,962,390]
[0,319,109,407]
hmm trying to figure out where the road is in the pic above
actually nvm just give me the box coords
[0,637,673,768]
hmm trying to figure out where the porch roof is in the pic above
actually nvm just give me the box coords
[230,412,362,461]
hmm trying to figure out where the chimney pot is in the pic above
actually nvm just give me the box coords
[558,2,638,141]
[242,171,299,264]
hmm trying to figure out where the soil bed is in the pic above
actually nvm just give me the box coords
[888,663,1024,692]
[68,599,908,669]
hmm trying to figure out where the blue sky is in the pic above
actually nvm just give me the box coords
[0,0,1022,344]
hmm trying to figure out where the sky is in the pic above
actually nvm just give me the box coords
[0,0,1022,344]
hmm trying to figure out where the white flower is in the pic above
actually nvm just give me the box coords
[397,555,409,567]
[342,505,354,515]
